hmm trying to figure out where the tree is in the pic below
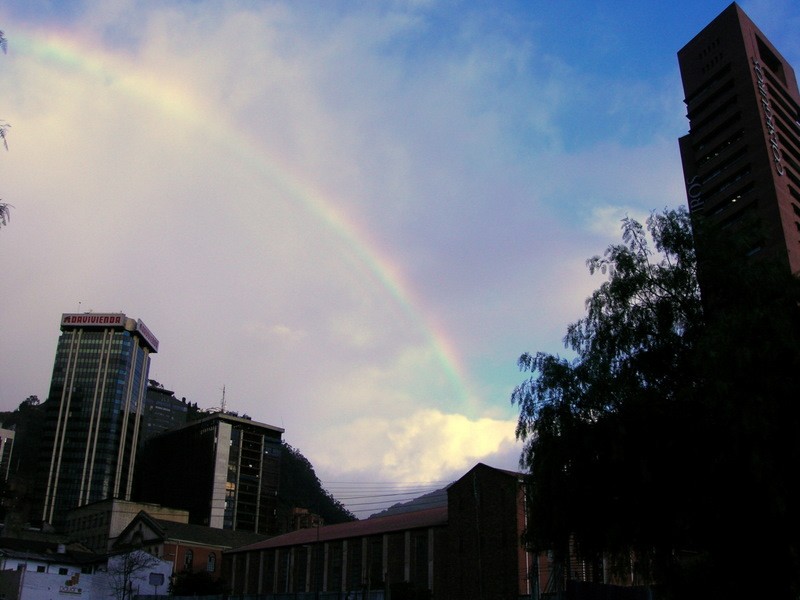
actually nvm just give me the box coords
[171,570,228,596]
[0,119,10,223]
[278,442,356,529]
[0,120,8,150]
[105,550,163,600]
[1,29,10,228]
[0,396,46,531]
[512,207,800,598]
[0,201,10,227]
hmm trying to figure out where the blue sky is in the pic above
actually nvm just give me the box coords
[1,0,798,516]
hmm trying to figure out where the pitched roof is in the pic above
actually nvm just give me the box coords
[115,511,269,551]
[0,539,102,565]
[151,518,269,549]
[452,462,526,485]
[227,506,448,554]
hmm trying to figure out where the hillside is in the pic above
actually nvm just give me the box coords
[278,442,355,528]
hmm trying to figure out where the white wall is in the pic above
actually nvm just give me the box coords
[6,551,172,600]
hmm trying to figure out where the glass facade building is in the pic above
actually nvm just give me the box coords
[136,412,283,535]
[0,428,14,482]
[39,313,159,526]
[139,380,190,444]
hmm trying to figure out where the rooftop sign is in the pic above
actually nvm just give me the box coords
[61,313,125,327]
[60,313,159,353]
[136,318,160,353]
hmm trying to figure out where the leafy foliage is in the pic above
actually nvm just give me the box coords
[1,28,10,226]
[0,396,46,529]
[512,208,800,597]
[171,570,228,595]
[0,121,9,151]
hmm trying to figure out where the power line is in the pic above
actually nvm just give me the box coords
[320,479,451,518]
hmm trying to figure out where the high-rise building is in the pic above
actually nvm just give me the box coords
[678,3,800,276]
[38,312,159,526]
[135,412,283,535]
[0,428,14,482]
[139,379,191,444]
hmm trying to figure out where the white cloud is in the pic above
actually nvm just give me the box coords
[5,0,788,495]
[311,409,520,483]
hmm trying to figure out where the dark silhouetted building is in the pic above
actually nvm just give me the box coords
[136,412,283,535]
[139,380,190,444]
[444,463,532,599]
[38,312,159,526]
[678,3,800,276]
[0,429,14,483]
[225,464,546,598]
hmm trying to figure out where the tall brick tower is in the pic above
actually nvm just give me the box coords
[678,3,800,276]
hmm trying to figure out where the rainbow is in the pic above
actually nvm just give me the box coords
[13,27,476,410]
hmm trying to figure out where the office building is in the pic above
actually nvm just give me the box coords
[0,428,14,482]
[64,498,190,552]
[38,312,159,526]
[135,412,283,535]
[139,380,191,444]
[678,3,800,276]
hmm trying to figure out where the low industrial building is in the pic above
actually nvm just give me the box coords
[224,463,545,598]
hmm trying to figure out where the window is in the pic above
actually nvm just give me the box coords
[207,553,216,573]
[59,568,68,575]
[184,549,194,572]
[757,36,786,85]
[36,566,46,573]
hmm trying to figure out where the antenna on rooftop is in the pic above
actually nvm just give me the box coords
[220,385,226,414]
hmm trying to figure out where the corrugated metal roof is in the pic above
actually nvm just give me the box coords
[227,506,448,554]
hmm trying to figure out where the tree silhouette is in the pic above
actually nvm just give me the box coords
[106,550,162,600]
[1,29,11,227]
[512,207,800,598]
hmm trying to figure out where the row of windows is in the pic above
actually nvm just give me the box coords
[778,134,800,175]
[17,565,76,575]
[687,77,735,122]
[66,511,109,531]
[706,183,754,218]
[697,37,721,60]
[690,93,738,138]
[762,70,800,126]
[701,52,725,75]
[685,61,731,107]
[698,128,744,167]
[698,146,748,187]
[182,549,217,572]
[704,166,751,202]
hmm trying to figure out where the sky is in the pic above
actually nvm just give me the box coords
[1,0,799,517]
